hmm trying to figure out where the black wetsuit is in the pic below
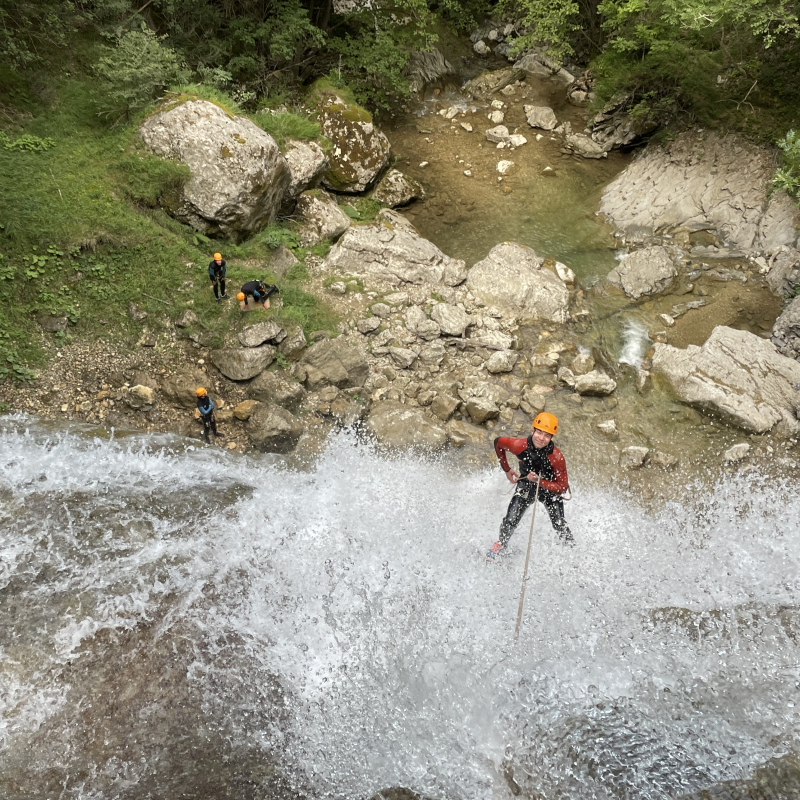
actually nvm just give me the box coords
[208,260,227,299]
[197,394,218,443]
[240,280,276,306]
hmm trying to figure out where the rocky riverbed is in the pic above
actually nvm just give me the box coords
[3,63,800,505]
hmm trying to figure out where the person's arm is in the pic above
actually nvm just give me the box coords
[208,264,216,281]
[221,261,226,278]
[494,437,526,482]
[540,448,569,494]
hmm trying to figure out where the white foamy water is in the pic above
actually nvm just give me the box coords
[618,319,652,369]
[1,417,799,799]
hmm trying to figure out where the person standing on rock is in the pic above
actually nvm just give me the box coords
[238,280,277,310]
[196,387,220,444]
[208,253,227,303]
[487,412,573,561]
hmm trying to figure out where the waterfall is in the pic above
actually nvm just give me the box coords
[1,416,798,800]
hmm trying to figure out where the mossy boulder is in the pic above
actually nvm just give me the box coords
[316,93,391,192]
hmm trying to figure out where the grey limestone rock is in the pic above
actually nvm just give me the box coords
[723,442,751,463]
[606,246,677,299]
[389,346,418,368]
[485,350,518,374]
[366,401,447,450]
[404,306,441,341]
[281,139,328,210]
[139,100,290,240]
[523,105,558,131]
[299,337,368,390]
[651,325,800,436]
[574,370,617,396]
[467,242,569,324]
[430,303,473,336]
[160,367,209,408]
[124,385,155,409]
[238,320,286,348]
[324,213,467,288]
[462,68,525,97]
[447,418,487,446]
[246,370,305,412]
[766,247,800,297]
[407,48,455,94]
[371,169,425,208]
[278,326,308,360]
[772,295,800,358]
[247,403,305,453]
[599,131,800,251]
[357,317,382,334]
[295,190,351,246]
[211,346,276,381]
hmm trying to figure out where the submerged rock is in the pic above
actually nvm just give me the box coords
[606,246,677,299]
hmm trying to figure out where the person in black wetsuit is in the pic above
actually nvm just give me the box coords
[487,411,573,561]
[239,280,277,309]
[196,387,220,444]
[208,253,227,302]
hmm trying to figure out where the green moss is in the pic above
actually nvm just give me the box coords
[220,145,233,158]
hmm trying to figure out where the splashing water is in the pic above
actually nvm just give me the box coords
[618,319,652,369]
[1,417,799,799]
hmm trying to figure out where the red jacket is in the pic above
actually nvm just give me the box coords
[494,436,569,495]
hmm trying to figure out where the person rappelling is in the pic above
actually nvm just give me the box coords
[487,412,573,561]
[196,387,220,444]
[238,280,277,310]
[208,253,227,303]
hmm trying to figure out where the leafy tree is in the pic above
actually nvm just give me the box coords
[0,0,82,67]
[94,25,191,121]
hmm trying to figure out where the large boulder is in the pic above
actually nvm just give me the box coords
[574,370,617,396]
[299,337,369,390]
[651,325,800,436]
[589,93,659,152]
[370,169,425,208]
[211,346,276,381]
[606,246,677,299]
[366,402,447,450]
[247,403,305,453]
[246,370,305,412]
[138,100,290,240]
[238,320,286,348]
[599,131,800,251]
[294,190,351,246]
[281,139,328,211]
[324,210,467,288]
[466,242,570,323]
[159,367,209,408]
[318,93,391,192]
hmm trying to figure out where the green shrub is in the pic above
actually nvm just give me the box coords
[95,26,190,122]
[775,130,800,199]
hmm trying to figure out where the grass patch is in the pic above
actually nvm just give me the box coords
[250,111,321,150]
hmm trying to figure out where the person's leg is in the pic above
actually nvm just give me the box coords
[210,416,218,437]
[212,279,220,300]
[202,417,211,443]
[220,278,227,298]
[542,493,574,542]
[498,487,536,547]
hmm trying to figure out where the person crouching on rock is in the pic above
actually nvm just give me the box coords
[196,387,219,444]
[208,252,227,303]
[487,412,573,561]
[239,280,277,310]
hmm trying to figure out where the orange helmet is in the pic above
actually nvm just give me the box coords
[532,412,558,435]
[213,252,222,260]
[237,291,245,301]
[196,387,207,397]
